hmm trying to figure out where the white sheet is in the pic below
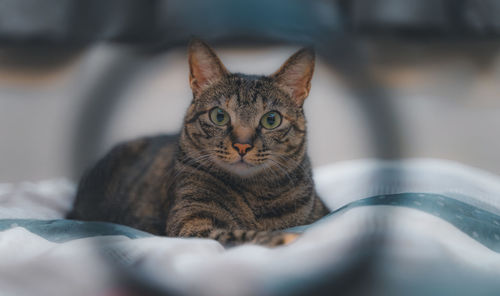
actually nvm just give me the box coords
[1,158,500,296]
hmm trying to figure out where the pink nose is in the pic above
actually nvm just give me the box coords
[233,143,253,155]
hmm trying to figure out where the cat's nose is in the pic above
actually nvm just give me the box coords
[233,143,253,156]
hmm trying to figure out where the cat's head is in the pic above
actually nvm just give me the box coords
[180,38,314,178]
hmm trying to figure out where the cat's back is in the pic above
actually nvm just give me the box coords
[68,134,178,235]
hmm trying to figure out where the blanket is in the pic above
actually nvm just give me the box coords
[1,159,500,296]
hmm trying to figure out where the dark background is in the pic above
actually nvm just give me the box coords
[1,0,499,184]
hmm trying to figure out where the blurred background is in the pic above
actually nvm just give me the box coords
[0,0,499,183]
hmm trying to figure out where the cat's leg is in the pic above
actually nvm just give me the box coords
[167,213,299,247]
[207,229,300,247]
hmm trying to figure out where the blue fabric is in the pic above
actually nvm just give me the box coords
[290,193,500,253]
[0,219,152,243]
[341,193,500,252]
[2,192,500,252]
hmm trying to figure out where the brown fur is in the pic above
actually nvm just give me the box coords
[68,39,330,247]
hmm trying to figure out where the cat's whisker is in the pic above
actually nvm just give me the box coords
[171,152,213,183]
[276,155,313,184]
[267,158,296,186]
[262,167,280,185]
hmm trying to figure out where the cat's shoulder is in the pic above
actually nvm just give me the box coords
[107,134,179,157]
[81,133,179,183]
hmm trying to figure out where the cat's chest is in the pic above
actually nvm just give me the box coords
[231,187,304,230]
[172,172,310,230]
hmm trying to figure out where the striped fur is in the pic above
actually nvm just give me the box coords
[68,39,329,247]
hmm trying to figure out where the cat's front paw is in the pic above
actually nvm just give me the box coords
[253,231,300,247]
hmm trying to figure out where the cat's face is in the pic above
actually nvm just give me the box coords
[180,39,314,178]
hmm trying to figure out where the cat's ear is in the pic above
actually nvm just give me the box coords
[271,47,315,106]
[188,38,229,97]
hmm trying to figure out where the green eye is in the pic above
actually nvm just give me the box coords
[260,111,282,129]
[209,107,230,125]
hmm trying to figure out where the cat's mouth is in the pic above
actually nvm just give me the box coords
[231,157,255,168]
[213,152,268,176]
[217,156,264,176]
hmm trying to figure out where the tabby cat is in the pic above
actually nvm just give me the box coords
[68,39,330,247]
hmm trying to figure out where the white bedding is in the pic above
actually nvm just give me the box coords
[1,158,500,296]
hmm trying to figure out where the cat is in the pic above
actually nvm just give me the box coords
[68,38,330,247]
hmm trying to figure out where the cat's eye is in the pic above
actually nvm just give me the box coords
[209,107,230,126]
[260,111,282,130]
